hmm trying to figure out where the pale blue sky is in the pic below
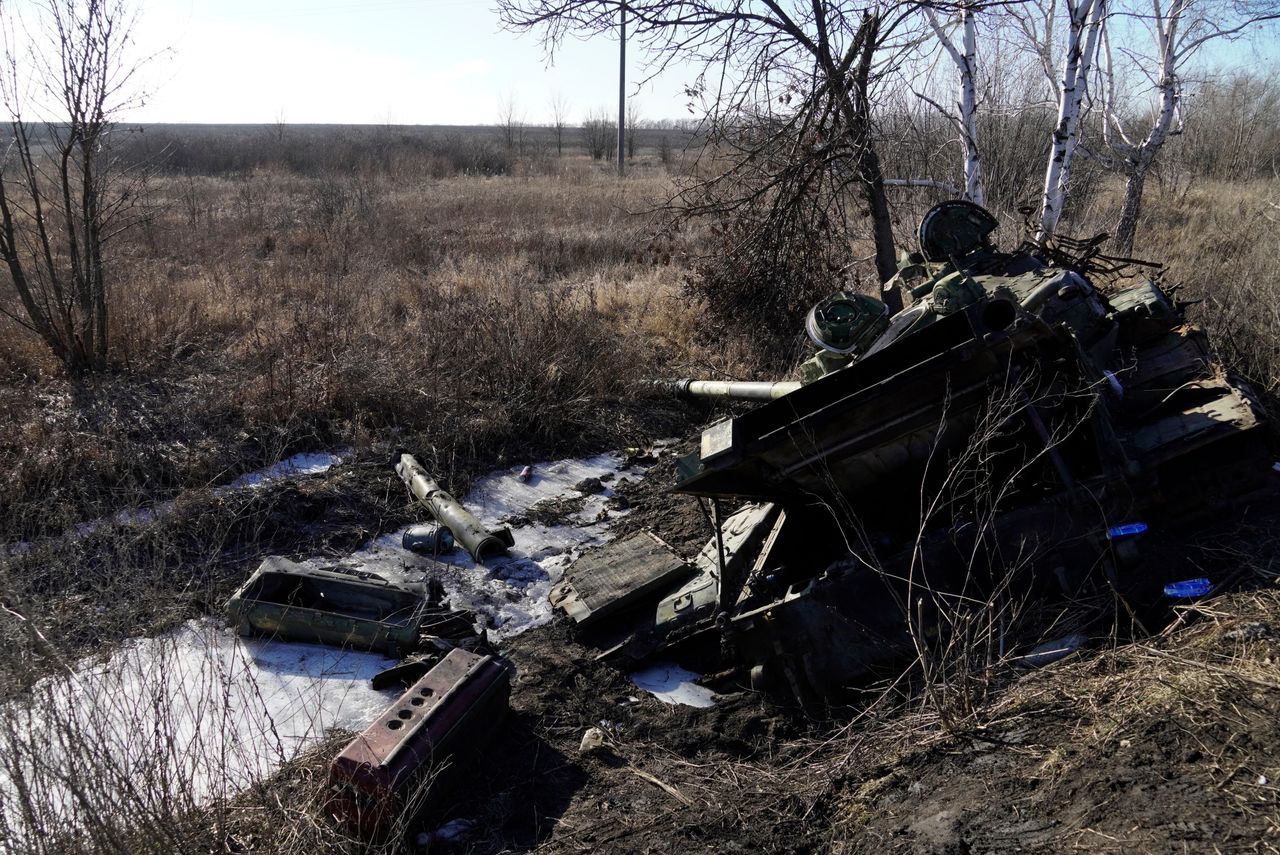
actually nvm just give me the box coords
[128,0,691,125]
[120,0,1278,126]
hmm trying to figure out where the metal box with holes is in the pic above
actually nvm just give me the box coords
[325,648,510,839]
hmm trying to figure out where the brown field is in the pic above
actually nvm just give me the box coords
[0,126,1278,853]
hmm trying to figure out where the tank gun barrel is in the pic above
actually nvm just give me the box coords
[652,378,803,402]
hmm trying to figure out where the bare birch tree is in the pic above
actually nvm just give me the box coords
[0,0,147,372]
[1001,0,1112,236]
[550,91,570,156]
[1036,0,1108,240]
[921,2,985,205]
[498,91,525,151]
[1094,0,1280,254]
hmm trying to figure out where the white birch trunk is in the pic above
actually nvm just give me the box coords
[959,6,984,205]
[1037,0,1107,240]
[1099,0,1189,252]
[925,4,985,205]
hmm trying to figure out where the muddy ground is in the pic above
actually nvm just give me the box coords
[349,447,1280,854]
[463,598,1280,855]
[429,467,1280,855]
[7,442,1279,853]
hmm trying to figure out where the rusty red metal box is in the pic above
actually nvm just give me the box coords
[326,648,510,839]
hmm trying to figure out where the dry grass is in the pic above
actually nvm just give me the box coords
[0,154,716,854]
[0,131,1278,853]
[1131,178,1280,398]
[0,162,708,543]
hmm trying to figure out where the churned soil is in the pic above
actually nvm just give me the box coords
[446,476,1280,854]
[437,587,1278,855]
[16,438,1278,854]
[607,438,709,557]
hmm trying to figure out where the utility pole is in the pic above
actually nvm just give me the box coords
[617,3,626,176]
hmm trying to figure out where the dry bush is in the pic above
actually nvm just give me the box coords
[0,165,701,540]
[1112,178,1280,400]
[682,209,852,374]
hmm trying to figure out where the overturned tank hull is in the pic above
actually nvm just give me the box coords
[558,203,1274,702]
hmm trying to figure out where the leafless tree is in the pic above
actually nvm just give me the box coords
[498,1,931,306]
[1000,0,1109,240]
[272,107,287,145]
[498,90,525,152]
[549,90,570,156]
[1174,70,1280,182]
[1093,0,1280,254]
[0,0,148,372]
[921,2,985,205]
[626,99,639,159]
[580,107,615,160]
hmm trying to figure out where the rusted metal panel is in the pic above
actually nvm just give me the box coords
[326,648,510,840]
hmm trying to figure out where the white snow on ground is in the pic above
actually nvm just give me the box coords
[630,662,719,708]
[0,450,656,840]
[0,618,397,835]
[306,452,642,639]
[224,449,351,490]
[3,448,351,556]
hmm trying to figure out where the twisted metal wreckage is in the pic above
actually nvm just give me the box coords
[224,201,1272,838]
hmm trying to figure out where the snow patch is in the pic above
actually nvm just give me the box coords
[0,448,658,840]
[224,449,350,491]
[630,662,718,708]
[0,619,396,833]
[1,448,349,557]
[305,452,642,639]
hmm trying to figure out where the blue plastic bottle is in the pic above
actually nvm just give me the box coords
[1163,578,1212,598]
[1106,522,1148,540]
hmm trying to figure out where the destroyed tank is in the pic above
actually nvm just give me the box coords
[555,201,1273,703]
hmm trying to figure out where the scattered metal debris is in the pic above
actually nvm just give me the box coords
[396,453,515,561]
[401,523,456,556]
[226,557,441,657]
[557,200,1274,704]
[550,531,690,629]
[1017,633,1089,668]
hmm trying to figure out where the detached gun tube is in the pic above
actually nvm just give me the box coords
[665,378,803,402]
[396,454,514,561]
